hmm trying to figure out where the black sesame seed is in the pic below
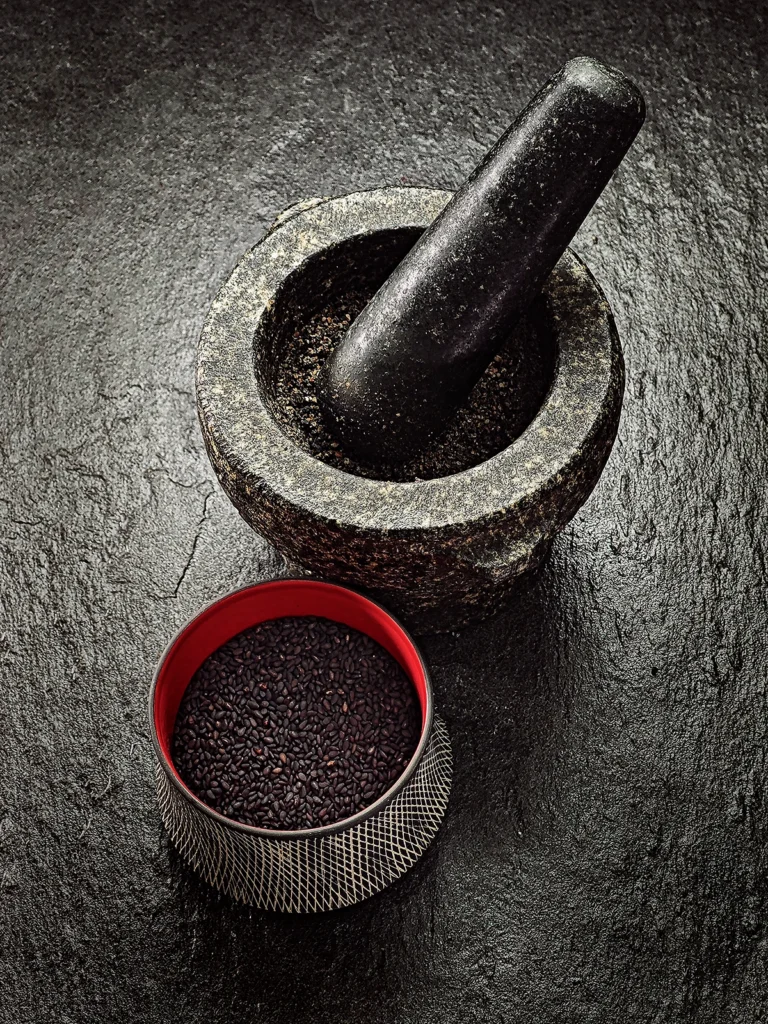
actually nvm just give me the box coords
[171,616,421,830]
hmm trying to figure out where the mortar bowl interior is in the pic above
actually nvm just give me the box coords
[253,227,559,482]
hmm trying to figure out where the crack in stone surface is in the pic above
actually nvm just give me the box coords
[168,490,216,599]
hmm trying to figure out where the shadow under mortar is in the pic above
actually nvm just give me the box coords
[196,188,624,633]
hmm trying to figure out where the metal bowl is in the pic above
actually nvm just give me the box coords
[149,579,452,911]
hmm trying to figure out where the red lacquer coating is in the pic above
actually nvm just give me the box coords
[152,580,429,787]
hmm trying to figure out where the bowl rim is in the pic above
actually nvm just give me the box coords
[148,577,435,840]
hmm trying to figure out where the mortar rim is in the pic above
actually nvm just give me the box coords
[196,186,623,534]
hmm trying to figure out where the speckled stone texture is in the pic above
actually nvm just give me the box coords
[198,188,623,632]
[1,1,767,1022]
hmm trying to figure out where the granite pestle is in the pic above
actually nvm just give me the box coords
[316,56,645,464]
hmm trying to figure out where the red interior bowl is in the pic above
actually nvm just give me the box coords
[149,579,432,805]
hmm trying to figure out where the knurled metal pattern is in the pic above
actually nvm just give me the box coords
[155,715,452,911]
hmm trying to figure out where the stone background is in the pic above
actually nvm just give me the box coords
[1,0,766,1020]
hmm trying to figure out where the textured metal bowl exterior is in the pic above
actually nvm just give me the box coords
[197,187,624,632]
[155,716,452,911]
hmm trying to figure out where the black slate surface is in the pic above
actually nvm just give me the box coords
[1,0,766,1021]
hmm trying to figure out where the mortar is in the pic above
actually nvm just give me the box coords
[196,186,624,632]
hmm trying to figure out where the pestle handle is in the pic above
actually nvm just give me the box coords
[317,56,646,464]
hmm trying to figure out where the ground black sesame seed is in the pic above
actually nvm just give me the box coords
[172,616,421,830]
[270,290,556,482]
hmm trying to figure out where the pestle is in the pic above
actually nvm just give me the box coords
[316,56,645,464]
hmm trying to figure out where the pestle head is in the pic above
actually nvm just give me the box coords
[316,56,645,465]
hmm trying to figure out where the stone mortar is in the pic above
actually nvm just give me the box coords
[196,187,624,633]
